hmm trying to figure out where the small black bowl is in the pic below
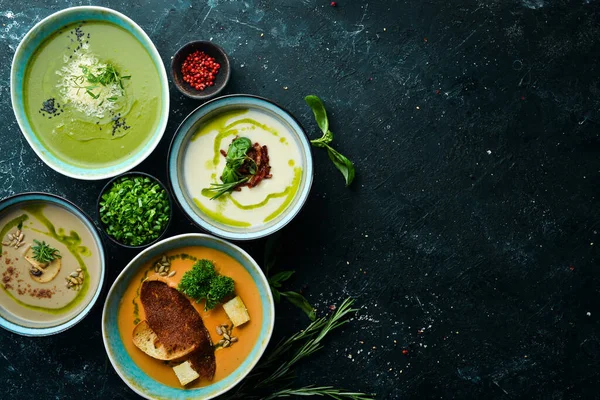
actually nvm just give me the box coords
[97,171,173,249]
[171,41,231,100]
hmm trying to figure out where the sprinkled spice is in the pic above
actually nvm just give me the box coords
[181,50,220,91]
[111,113,130,136]
[39,98,62,119]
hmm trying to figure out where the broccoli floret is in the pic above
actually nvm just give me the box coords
[177,259,234,310]
[205,275,235,310]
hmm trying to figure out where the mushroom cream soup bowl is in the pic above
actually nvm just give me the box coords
[102,233,275,399]
[168,95,314,241]
[11,6,169,180]
[0,193,105,336]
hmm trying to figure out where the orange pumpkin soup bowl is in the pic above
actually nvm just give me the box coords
[102,233,274,399]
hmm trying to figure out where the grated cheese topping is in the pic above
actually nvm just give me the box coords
[55,48,124,119]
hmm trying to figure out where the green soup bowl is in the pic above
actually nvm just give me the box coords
[10,6,169,180]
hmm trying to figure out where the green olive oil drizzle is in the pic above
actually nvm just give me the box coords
[0,205,93,315]
[195,167,302,225]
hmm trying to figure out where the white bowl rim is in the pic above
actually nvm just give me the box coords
[101,233,275,399]
[168,94,314,241]
[10,6,170,181]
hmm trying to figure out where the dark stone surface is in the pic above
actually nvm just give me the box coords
[0,0,599,399]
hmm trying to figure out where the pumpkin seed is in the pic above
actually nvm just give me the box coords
[77,277,83,284]
[154,264,159,272]
[159,272,168,276]
[216,326,223,335]
[230,337,238,343]
[69,277,79,284]
[1,241,9,246]
[78,272,84,279]
[76,268,82,272]
[70,272,79,277]
[223,340,231,348]
[158,265,165,273]
[18,233,23,241]
[223,333,230,341]
[67,281,73,288]
[218,339,226,345]
[168,271,176,277]
[8,233,14,240]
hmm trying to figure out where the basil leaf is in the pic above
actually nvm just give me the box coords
[310,129,334,148]
[325,144,355,186]
[228,137,252,161]
[271,286,281,303]
[269,270,295,288]
[304,95,329,136]
[281,291,316,321]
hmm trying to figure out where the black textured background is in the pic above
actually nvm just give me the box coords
[1,1,599,399]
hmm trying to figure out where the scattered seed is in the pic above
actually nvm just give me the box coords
[216,326,223,335]
[154,264,159,272]
[67,281,74,288]
[69,277,79,284]
[70,272,79,277]
[158,265,165,273]
[18,233,23,241]
[8,233,14,240]
[1,241,9,246]
[78,272,84,279]
[217,339,226,345]
[223,340,231,348]
[161,255,167,263]
[77,277,83,284]
[230,337,238,342]
[168,271,176,277]
[15,229,21,236]
[159,271,168,276]
[76,268,82,272]
[223,333,230,340]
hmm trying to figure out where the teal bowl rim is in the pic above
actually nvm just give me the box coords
[0,192,106,336]
[167,94,314,241]
[10,6,170,181]
[101,233,275,400]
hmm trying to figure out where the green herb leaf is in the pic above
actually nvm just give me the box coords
[271,287,281,303]
[305,95,355,186]
[206,176,249,200]
[304,95,329,137]
[269,271,295,288]
[325,144,355,186]
[106,96,118,102]
[280,291,316,321]
[86,89,99,99]
[31,240,61,264]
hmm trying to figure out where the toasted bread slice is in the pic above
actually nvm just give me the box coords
[132,320,197,361]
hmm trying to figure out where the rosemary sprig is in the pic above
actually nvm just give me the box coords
[207,176,250,200]
[263,386,374,400]
[31,240,61,264]
[225,298,373,400]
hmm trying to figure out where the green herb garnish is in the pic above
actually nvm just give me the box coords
[305,95,355,186]
[178,259,235,310]
[99,176,170,247]
[79,63,130,99]
[224,298,372,400]
[264,233,316,321]
[31,240,61,264]
[204,137,257,199]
